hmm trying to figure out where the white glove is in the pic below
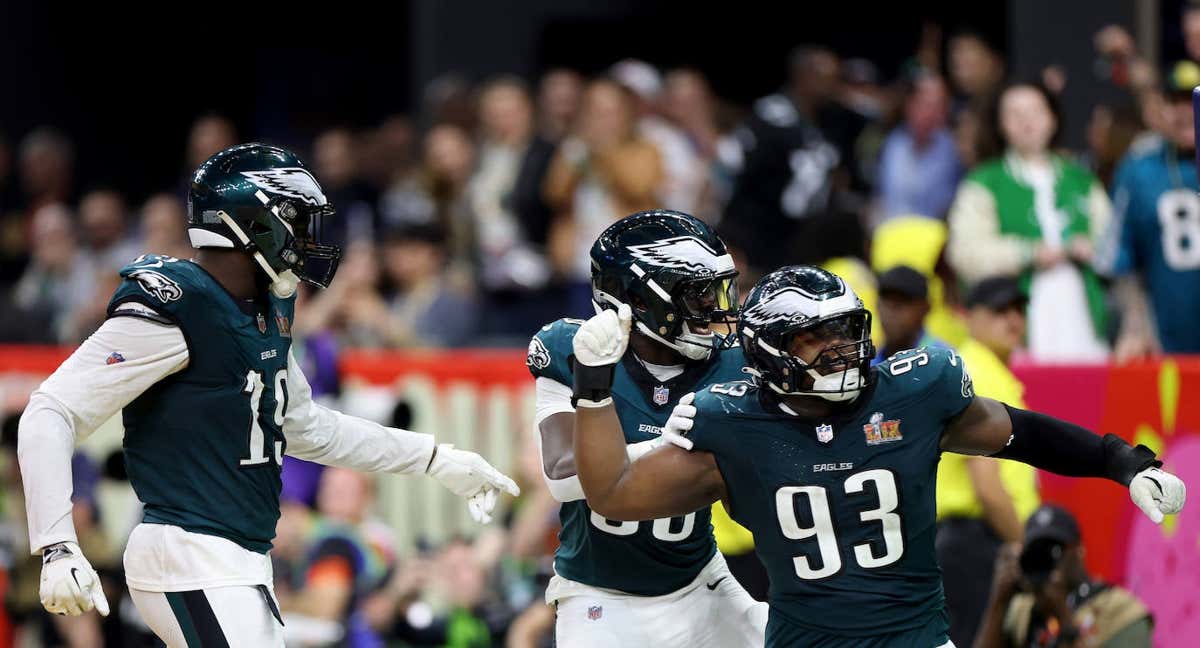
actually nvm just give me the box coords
[660,392,698,451]
[39,542,109,617]
[1129,466,1186,524]
[427,444,520,524]
[573,303,632,368]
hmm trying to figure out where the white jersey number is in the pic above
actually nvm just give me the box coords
[240,368,286,467]
[589,511,697,542]
[775,469,904,580]
[1157,189,1200,270]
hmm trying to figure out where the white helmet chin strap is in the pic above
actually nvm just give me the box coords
[214,211,299,298]
[634,320,713,361]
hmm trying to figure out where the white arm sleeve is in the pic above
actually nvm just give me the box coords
[18,310,189,552]
[532,377,660,503]
[281,349,435,474]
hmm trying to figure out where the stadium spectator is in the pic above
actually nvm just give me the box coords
[298,240,392,348]
[11,204,97,344]
[1098,62,1200,358]
[380,223,479,348]
[947,83,1111,362]
[379,123,477,273]
[663,68,729,220]
[138,193,192,260]
[876,73,961,222]
[543,78,662,314]
[871,265,945,364]
[362,115,417,196]
[468,78,558,339]
[280,468,390,648]
[974,506,1152,648]
[185,115,238,175]
[611,59,706,216]
[536,68,584,143]
[78,188,139,274]
[939,276,1040,648]
[720,46,851,272]
[388,537,515,646]
[947,32,1005,164]
[18,128,74,216]
[313,127,377,247]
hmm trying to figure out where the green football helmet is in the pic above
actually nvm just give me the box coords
[187,143,341,297]
[590,209,739,361]
[739,265,874,402]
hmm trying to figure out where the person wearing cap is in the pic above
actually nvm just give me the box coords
[871,265,945,365]
[975,505,1152,648]
[947,82,1112,362]
[1096,60,1200,359]
[937,276,1041,648]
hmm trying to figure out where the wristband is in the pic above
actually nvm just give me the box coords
[572,360,615,407]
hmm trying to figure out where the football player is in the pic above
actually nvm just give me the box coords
[527,210,766,646]
[572,265,1185,648]
[18,144,519,646]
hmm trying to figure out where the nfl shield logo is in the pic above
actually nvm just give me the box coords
[587,605,603,620]
[816,423,834,444]
[653,385,670,406]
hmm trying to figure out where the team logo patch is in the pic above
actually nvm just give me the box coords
[653,385,670,406]
[587,605,603,620]
[240,168,328,206]
[276,309,291,338]
[526,336,551,370]
[816,423,834,444]
[129,269,183,303]
[626,236,734,276]
[105,351,126,365]
[863,411,903,445]
[256,312,268,334]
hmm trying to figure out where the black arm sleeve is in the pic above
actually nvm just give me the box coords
[993,405,1160,486]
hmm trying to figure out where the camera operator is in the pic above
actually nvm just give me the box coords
[974,505,1152,648]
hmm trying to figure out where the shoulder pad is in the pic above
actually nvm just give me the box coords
[109,255,209,318]
[526,318,584,384]
[879,346,974,419]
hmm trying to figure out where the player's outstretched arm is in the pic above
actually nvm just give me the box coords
[941,396,1186,523]
[280,350,518,522]
[19,306,189,616]
[570,304,725,520]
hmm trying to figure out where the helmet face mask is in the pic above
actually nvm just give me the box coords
[590,210,739,362]
[778,312,873,401]
[740,266,875,401]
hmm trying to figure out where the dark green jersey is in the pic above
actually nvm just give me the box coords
[107,255,294,553]
[687,346,974,645]
[528,319,747,595]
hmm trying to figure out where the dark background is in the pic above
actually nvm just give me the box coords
[0,0,1154,203]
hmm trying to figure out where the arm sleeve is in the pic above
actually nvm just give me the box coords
[281,349,436,474]
[18,311,189,552]
[946,181,1036,283]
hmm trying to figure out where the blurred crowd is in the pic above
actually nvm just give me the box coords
[2,21,1200,361]
[0,8,1199,648]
